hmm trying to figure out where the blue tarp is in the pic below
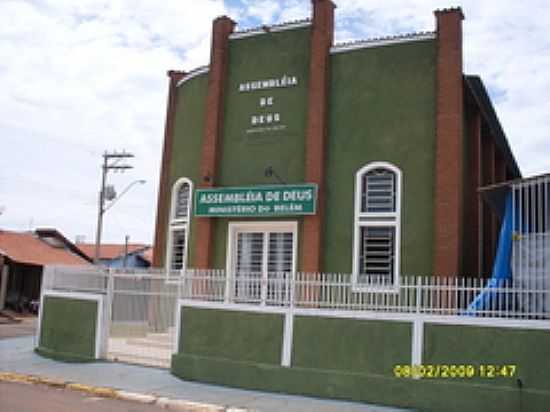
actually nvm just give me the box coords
[465,192,513,314]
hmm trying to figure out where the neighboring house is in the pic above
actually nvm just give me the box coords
[77,243,152,268]
[0,228,91,312]
[140,248,154,267]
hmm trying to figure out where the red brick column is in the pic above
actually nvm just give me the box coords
[464,108,482,276]
[194,16,235,269]
[152,70,186,267]
[493,148,507,265]
[481,134,496,275]
[432,8,465,277]
[301,0,335,274]
[495,149,507,183]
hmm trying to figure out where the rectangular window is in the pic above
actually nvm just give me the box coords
[227,222,296,304]
[235,232,264,300]
[359,226,395,279]
[353,163,401,291]
[361,169,396,213]
[167,178,193,274]
[169,227,187,270]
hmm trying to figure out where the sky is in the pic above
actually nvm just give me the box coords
[1,0,549,245]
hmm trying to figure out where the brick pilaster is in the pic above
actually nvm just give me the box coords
[301,0,335,273]
[194,16,235,269]
[464,108,482,276]
[152,70,186,267]
[432,8,465,277]
[481,134,496,275]
[495,149,507,183]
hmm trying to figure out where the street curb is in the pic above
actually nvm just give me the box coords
[0,372,250,411]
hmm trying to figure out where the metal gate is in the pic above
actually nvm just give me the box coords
[105,270,179,368]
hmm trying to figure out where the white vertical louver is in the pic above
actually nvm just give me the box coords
[353,163,401,289]
[236,232,264,275]
[170,229,186,270]
[174,182,190,219]
[359,226,395,278]
[235,232,264,300]
[361,168,396,213]
[268,232,293,273]
[167,178,193,273]
[231,225,296,303]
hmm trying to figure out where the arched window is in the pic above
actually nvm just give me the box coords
[352,162,402,289]
[167,178,193,271]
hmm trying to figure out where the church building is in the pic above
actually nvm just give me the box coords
[152,0,520,288]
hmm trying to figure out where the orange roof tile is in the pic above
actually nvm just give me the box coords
[0,230,90,266]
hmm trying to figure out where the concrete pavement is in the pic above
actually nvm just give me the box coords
[0,317,37,339]
[0,336,413,412]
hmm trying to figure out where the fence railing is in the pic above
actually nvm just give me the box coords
[178,270,550,320]
[42,267,550,320]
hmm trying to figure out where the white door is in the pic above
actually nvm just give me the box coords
[228,222,297,304]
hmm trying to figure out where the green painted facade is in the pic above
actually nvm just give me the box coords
[164,27,438,275]
[212,27,311,270]
[173,308,550,411]
[167,73,209,267]
[325,39,437,274]
[218,27,311,187]
[37,296,98,362]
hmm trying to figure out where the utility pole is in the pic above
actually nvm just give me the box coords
[123,235,129,268]
[94,151,134,264]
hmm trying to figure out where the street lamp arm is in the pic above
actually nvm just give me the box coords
[103,179,146,214]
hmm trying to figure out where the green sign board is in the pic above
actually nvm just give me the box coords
[195,184,317,217]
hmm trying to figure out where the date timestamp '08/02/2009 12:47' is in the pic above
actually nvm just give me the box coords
[393,364,518,379]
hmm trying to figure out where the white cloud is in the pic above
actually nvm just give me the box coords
[0,0,227,243]
[332,0,550,177]
[0,0,548,246]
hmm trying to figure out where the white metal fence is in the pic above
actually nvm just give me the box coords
[43,267,550,320]
[40,266,550,368]
[512,175,550,315]
[106,269,180,368]
[42,266,182,368]
[178,270,550,319]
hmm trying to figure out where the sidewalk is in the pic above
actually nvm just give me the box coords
[0,336,413,412]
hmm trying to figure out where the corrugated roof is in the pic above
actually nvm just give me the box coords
[0,230,90,266]
[77,243,151,260]
[331,31,436,53]
[231,18,311,36]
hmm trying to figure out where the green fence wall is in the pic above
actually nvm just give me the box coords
[172,307,285,386]
[36,295,98,362]
[419,323,550,411]
[172,307,550,412]
[177,307,284,363]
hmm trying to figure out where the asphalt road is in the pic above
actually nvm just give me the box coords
[0,382,169,412]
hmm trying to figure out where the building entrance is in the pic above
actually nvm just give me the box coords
[228,222,297,304]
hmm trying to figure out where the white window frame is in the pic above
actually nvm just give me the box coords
[166,177,193,274]
[352,161,402,292]
[225,221,298,303]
